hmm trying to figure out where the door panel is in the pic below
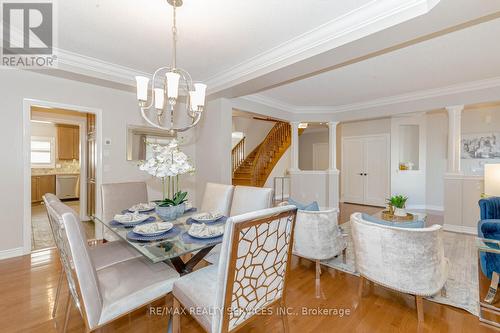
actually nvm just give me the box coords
[342,138,365,204]
[364,136,389,206]
[86,114,96,217]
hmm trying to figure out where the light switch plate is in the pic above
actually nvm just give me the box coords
[104,138,111,145]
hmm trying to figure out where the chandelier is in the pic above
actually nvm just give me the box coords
[134,0,207,134]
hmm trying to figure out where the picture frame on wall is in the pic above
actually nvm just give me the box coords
[461,133,500,159]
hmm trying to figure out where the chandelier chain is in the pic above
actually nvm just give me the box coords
[172,5,178,69]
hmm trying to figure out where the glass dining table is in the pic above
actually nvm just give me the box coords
[94,208,223,275]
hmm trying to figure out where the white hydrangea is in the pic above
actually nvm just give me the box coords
[139,139,195,178]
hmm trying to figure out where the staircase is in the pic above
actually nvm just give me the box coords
[232,122,291,187]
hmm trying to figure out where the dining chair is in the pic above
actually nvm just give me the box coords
[101,182,148,241]
[292,208,347,298]
[43,194,142,318]
[47,201,179,332]
[350,212,449,322]
[204,185,274,264]
[200,183,234,216]
[229,185,274,216]
[172,205,297,333]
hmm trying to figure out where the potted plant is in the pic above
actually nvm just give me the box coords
[387,195,408,217]
[139,139,195,221]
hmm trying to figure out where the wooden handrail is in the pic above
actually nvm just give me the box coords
[232,137,246,174]
[250,122,291,186]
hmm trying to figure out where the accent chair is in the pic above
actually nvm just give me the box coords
[350,212,449,322]
[293,208,346,298]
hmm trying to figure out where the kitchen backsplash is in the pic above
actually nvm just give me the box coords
[32,160,80,175]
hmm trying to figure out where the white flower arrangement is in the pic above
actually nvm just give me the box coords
[139,139,195,178]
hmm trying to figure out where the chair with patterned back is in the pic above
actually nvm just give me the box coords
[47,201,179,332]
[172,205,297,333]
[204,185,274,265]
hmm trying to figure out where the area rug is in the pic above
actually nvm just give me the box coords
[321,222,479,316]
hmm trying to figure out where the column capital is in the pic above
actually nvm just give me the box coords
[327,121,340,127]
[446,105,464,114]
[290,121,301,125]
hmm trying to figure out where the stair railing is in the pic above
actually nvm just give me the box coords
[232,137,245,175]
[250,122,291,186]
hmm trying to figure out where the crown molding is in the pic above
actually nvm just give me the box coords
[246,76,500,116]
[205,0,440,94]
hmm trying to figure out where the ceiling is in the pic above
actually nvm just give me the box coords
[58,0,372,81]
[256,17,500,109]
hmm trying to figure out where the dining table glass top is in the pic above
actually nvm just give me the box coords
[94,209,224,263]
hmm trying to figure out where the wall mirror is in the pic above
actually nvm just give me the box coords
[398,124,420,171]
[126,125,176,161]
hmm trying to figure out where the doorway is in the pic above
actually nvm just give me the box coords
[23,100,101,254]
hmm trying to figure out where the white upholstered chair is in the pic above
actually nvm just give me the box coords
[200,183,234,216]
[172,205,297,333]
[42,194,141,318]
[229,185,274,216]
[47,201,179,332]
[101,182,149,241]
[204,185,274,264]
[350,212,449,322]
[293,208,347,298]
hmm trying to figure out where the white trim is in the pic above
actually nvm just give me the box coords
[245,76,500,116]
[206,0,439,94]
[443,224,477,235]
[0,247,24,261]
[22,99,103,255]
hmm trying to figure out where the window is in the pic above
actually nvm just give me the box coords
[31,136,55,168]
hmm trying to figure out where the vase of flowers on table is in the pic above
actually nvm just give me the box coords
[139,139,195,221]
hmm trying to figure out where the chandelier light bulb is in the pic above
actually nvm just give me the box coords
[135,76,150,102]
[191,83,207,111]
[165,72,181,103]
[154,88,165,110]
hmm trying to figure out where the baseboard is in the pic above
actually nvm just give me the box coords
[0,247,24,260]
[443,224,477,235]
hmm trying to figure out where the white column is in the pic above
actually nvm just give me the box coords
[446,105,464,174]
[290,121,300,171]
[328,121,339,171]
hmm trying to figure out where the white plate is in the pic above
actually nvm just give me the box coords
[133,222,173,236]
[129,202,156,212]
[188,223,224,239]
[191,211,223,222]
[114,213,150,225]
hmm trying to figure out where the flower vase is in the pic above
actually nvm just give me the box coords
[155,203,186,221]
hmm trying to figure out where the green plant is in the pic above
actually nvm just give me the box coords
[154,191,188,207]
[386,195,408,209]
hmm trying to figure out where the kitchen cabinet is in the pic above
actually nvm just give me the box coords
[31,175,56,203]
[57,124,79,160]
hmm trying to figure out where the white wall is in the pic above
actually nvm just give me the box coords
[0,70,196,257]
[232,117,274,157]
[298,128,328,170]
[195,98,232,206]
[264,148,291,197]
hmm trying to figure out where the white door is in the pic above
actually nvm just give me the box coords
[312,143,329,170]
[342,138,365,204]
[364,136,390,206]
[342,135,389,207]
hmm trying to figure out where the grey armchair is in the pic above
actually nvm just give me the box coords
[350,212,449,322]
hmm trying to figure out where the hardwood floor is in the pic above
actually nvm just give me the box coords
[0,203,493,332]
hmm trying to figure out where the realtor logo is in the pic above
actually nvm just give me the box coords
[1,1,57,67]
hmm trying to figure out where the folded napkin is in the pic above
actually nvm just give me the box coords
[189,223,224,237]
[129,202,156,211]
[114,212,142,222]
